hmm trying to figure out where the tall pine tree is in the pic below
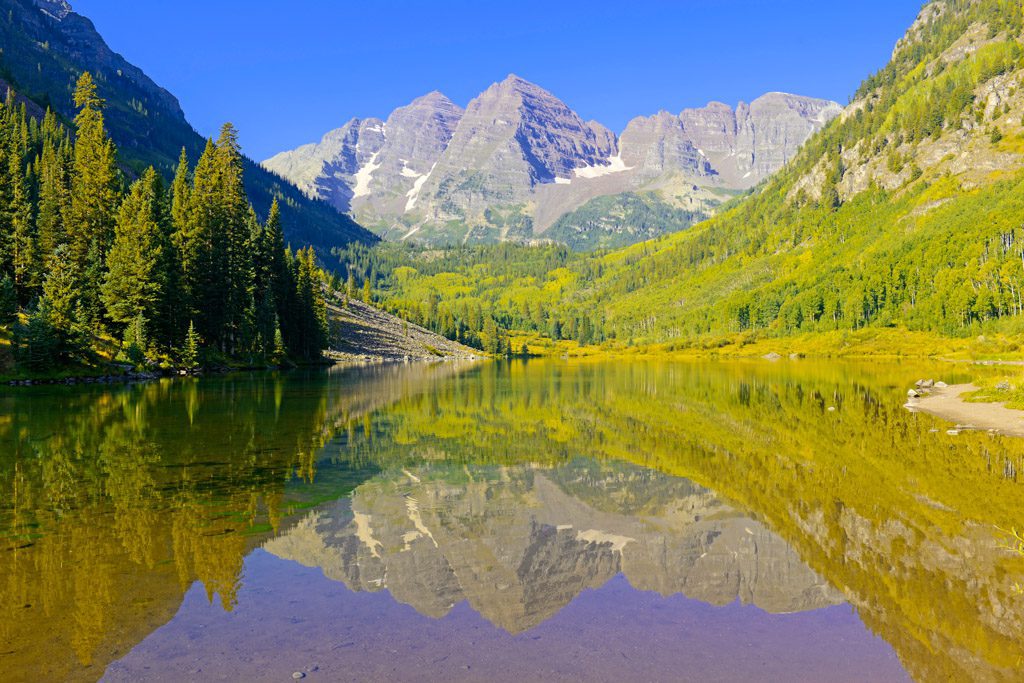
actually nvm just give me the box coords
[102,168,167,334]
[68,73,120,323]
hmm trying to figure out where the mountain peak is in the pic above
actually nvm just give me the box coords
[267,78,838,246]
[493,73,552,97]
[411,90,457,107]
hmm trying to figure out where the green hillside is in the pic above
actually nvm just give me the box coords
[545,191,716,251]
[348,0,1024,352]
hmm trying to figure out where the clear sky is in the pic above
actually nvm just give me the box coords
[72,0,923,161]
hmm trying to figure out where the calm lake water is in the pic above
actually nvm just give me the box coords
[2,360,1024,682]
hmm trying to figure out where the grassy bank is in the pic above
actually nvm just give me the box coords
[513,327,1024,362]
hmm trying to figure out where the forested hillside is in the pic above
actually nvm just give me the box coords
[0,0,376,249]
[0,74,332,373]
[350,0,1024,352]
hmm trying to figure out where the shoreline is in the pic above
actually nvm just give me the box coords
[905,384,1024,438]
[1,354,485,388]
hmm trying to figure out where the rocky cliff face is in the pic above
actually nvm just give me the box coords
[410,75,619,234]
[264,76,840,247]
[264,461,841,632]
[264,117,386,213]
[263,91,465,221]
[354,92,464,224]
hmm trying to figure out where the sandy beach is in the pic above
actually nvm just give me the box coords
[905,384,1024,437]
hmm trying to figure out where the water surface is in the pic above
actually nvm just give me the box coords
[2,360,1023,682]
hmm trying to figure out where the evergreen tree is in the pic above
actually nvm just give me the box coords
[482,316,498,355]
[170,147,191,236]
[0,274,17,324]
[214,123,252,354]
[68,73,120,321]
[8,150,37,298]
[33,244,89,363]
[184,138,219,341]
[102,168,167,333]
[181,319,201,370]
[15,302,57,370]
[291,247,328,359]
[120,312,148,366]
[36,137,70,267]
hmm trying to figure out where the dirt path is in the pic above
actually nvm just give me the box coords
[905,384,1024,437]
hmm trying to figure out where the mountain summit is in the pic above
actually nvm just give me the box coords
[264,76,839,247]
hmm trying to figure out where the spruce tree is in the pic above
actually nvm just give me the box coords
[35,244,88,363]
[68,73,120,321]
[0,274,17,325]
[44,244,79,332]
[120,312,148,365]
[184,138,218,341]
[182,320,201,370]
[8,150,37,298]
[214,123,252,354]
[291,247,329,359]
[170,147,191,236]
[36,138,69,267]
[15,302,57,370]
[102,168,166,330]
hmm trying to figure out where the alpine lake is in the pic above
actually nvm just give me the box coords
[2,359,1024,682]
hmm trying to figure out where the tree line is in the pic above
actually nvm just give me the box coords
[0,73,330,371]
[333,241,606,351]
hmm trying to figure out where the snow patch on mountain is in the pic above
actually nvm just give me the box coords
[352,152,381,198]
[405,162,436,212]
[574,154,634,179]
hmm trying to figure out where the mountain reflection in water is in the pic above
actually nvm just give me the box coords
[265,461,841,633]
[0,359,1022,682]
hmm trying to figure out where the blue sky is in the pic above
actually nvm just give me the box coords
[73,0,923,161]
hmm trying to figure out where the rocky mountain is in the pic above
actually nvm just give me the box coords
[623,93,843,188]
[265,75,839,247]
[459,0,1024,347]
[0,0,376,249]
[264,461,841,632]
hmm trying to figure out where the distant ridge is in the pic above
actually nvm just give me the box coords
[265,74,839,248]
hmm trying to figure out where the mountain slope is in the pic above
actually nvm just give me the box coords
[355,0,1024,351]
[579,0,1024,343]
[266,75,838,248]
[0,0,376,249]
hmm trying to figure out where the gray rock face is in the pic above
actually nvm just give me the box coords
[412,75,618,226]
[623,93,843,189]
[33,0,72,21]
[264,91,464,223]
[264,77,840,246]
[353,91,463,223]
[618,110,715,178]
[263,117,386,213]
[264,462,841,633]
